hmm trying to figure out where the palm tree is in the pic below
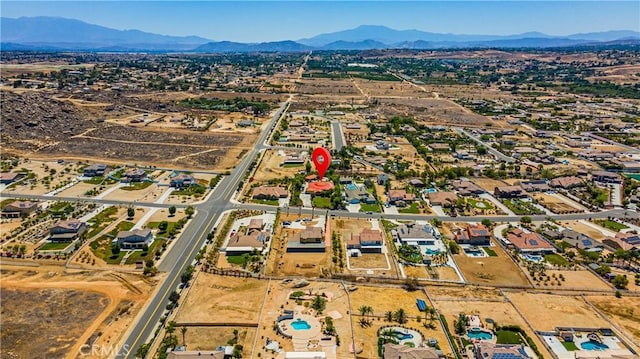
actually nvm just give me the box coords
[180,326,188,347]
[385,311,393,322]
[394,308,407,324]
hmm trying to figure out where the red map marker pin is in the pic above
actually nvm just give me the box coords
[311,147,331,179]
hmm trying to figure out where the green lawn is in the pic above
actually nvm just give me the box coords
[121,181,153,191]
[595,219,628,232]
[503,199,544,215]
[39,242,72,251]
[282,163,304,168]
[252,198,279,206]
[561,341,578,351]
[172,185,206,197]
[226,254,249,266]
[90,220,135,264]
[83,176,104,185]
[125,239,166,264]
[359,203,381,213]
[313,196,332,209]
[544,254,569,266]
[483,247,497,256]
[398,203,419,214]
[496,330,525,345]
[468,198,494,209]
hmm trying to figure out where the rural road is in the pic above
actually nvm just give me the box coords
[454,127,516,163]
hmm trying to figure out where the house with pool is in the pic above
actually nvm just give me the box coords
[542,328,636,359]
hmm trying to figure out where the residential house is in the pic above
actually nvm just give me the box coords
[591,171,622,184]
[603,232,640,251]
[287,227,326,252]
[0,172,22,184]
[400,124,417,132]
[306,181,335,196]
[388,189,416,206]
[377,174,389,185]
[49,220,87,242]
[494,185,527,199]
[519,180,550,193]
[428,191,458,207]
[167,349,226,359]
[248,219,264,233]
[454,224,491,245]
[83,164,108,177]
[473,343,531,359]
[382,343,440,359]
[408,178,425,188]
[550,176,584,189]
[428,143,451,152]
[282,155,306,166]
[375,140,390,150]
[452,180,485,196]
[561,230,602,251]
[121,168,147,183]
[506,228,555,254]
[170,173,196,188]
[226,231,267,255]
[237,119,254,127]
[394,223,437,246]
[348,229,384,253]
[1,201,40,218]
[114,229,154,249]
[252,186,289,200]
[339,176,353,184]
[344,186,376,204]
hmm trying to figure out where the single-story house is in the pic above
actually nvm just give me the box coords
[506,228,555,254]
[287,227,326,252]
[561,230,602,251]
[252,186,289,200]
[225,231,267,255]
[348,229,384,253]
[114,229,154,250]
[344,186,376,204]
[170,173,196,188]
[0,172,22,184]
[49,220,88,242]
[454,224,491,245]
[1,201,40,218]
[282,155,306,166]
[306,181,335,196]
[519,180,550,193]
[474,342,530,359]
[408,178,425,188]
[377,174,389,185]
[452,180,485,196]
[248,219,264,233]
[83,164,108,177]
[382,343,440,359]
[394,224,436,246]
[427,191,458,207]
[603,232,640,251]
[121,168,147,183]
[388,189,416,205]
[550,176,584,189]
[237,119,255,127]
[591,171,622,184]
[494,185,528,199]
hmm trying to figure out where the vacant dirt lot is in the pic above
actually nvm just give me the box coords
[526,269,611,290]
[472,178,509,192]
[587,295,640,351]
[560,220,609,241]
[0,265,155,359]
[179,327,256,358]
[253,149,305,183]
[176,273,268,324]
[350,285,452,359]
[532,193,583,214]
[453,242,530,287]
[506,292,608,331]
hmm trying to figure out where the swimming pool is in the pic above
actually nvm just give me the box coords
[467,328,493,340]
[291,319,311,330]
[424,188,437,193]
[581,341,609,351]
[424,248,440,256]
[394,331,414,340]
[345,183,357,190]
[522,254,543,262]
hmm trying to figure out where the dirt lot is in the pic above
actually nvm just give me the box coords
[253,149,305,183]
[587,295,640,351]
[506,292,609,331]
[472,178,509,192]
[526,269,612,290]
[0,265,155,359]
[176,273,268,324]
[178,327,256,358]
[453,242,530,287]
[404,265,461,281]
[350,285,452,359]
[532,193,583,214]
[559,220,609,241]
[434,299,552,359]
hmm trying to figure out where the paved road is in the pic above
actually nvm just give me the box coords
[454,127,516,163]
[330,120,346,151]
[116,100,290,358]
[0,193,185,209]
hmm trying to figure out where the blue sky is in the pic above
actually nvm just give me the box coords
[2,1,639,42]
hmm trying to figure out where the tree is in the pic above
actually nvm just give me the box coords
[111,243,120,255]
[185,205,195,218]
[181,265,195,284]
[168,290,180,303]
[169,206,177,217]
[385,311,393,322]
[454,313,469,335]
[520,216,532,224]
[448,241,460,254]
[394,308,407,324]
[180,326,188,346]
[612,275,629,289]
[135,343,151,358]
[481,219,493,227]
[311,295,326,314]
[166,321,176,335]
[127,206,135,219]
[158,221,169,232]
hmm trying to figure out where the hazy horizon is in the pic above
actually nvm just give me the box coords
[2,1,639,42]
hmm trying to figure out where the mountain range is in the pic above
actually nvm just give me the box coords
[2,17,639,52]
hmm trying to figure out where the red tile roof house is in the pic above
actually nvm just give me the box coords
[305,181,335,196]
[506,228,556,254]
[1,201,40,218]
[454,224,491,245]
[388,189,416,206]
[347,229,384,253]
[252,186,289,200]
[49,220,88,242]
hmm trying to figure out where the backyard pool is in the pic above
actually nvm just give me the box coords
[581,341,609,351]
[291,319,311,330]
[394,331,414,340]
[345,183,358,190]
[467,328,493,340]
[522,254,543,262]
[425,248,440,256]
[424,188,438,193]
[464,247,486,257]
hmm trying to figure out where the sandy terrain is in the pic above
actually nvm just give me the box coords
[587,295,640,351]
[176,273,268,324]
[179,327,255,358]
[472,178,509,192]
[453,242,530,287]
[57,182,102,197]
[145,208,186,224]
[0,265,156,359]
[506,292,609,331]
[404,265,460,281]
[526,269,611,290]
[559,220,608,240]
[532,193,583,214]
[253,149,306,183]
